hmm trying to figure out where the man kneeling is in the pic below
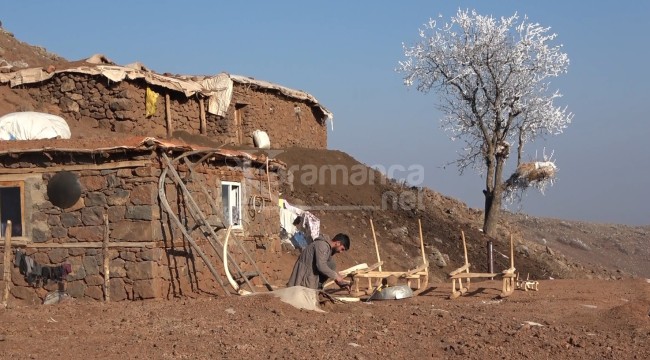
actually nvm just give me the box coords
[287,233,351,290]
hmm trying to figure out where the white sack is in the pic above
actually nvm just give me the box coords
[0,112,71,140]
[264,286,324,312]
[253,130,270,149]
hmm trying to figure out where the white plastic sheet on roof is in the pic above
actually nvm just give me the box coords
[0,64,334,123]
[0,111,71,140]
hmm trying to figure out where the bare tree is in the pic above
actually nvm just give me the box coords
[398,9,573,237]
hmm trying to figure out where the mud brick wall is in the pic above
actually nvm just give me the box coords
[18,73,327,148]
[211,85,327,148]
[156,159,285,296]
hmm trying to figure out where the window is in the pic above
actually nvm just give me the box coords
[221,181,242,229]
[0,181,24,238]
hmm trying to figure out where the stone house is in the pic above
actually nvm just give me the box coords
[0,59,333,148]
[0,136,285,303]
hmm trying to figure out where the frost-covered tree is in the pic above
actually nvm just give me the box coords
[398,9,573,237]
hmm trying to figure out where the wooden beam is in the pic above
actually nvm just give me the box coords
[23,242,156,248]
[165,93,173,138]
[102,214,110,302]
[2,220,12,307]
[199,98,207,135]
[0,160,150,175]
[370,219,382,271]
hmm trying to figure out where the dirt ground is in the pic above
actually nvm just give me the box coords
[1,279,649,360]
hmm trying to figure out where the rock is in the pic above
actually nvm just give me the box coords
[516,244,530,257]
[429,247,447,267]
[390,226,409,238]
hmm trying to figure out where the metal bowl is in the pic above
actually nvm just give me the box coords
[369,284,414,300]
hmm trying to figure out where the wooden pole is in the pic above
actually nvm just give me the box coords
[370,219,382,271]
[199,98,207,135]
[510,234,515,269]
[418,219,429,291]
[2,220,13,307]
[165,93,173,138]
[0,160,150,175]
[461,230,469,266]
[418,219,427,266]
[102,215,110,302]
[266,158,272,200]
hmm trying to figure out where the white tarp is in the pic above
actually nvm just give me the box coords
[0,112,71,140]
[200,73,233,117]
[0,59,333,122]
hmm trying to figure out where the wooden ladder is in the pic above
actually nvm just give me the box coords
[158,150,273,296]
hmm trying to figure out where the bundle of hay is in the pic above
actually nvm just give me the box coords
[505,161,557,191]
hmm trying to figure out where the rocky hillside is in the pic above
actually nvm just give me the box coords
[1,26,648,284]
[275,147,650,282]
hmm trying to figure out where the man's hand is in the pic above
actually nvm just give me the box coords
[335,279,351,292]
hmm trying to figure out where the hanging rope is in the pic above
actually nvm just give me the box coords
[249,195,266,213]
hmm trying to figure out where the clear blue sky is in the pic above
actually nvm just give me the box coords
[4,1,649,225]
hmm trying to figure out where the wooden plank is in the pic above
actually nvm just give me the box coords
[400,263,428,278]
[24,242,156,248]
[502,270,516,276]
[102,214,110,302]
[0,160,150,174]
[353,271,428,278]
[2,220,12,307]
[340,263,370,275]
[450,272,498,279]
[449,263,471,276]
[333,297,361,302]
[323,263,370,289]
[357,261,383,274]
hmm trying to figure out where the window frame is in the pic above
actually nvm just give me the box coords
[221,181,243,230]
[0,180,25,239]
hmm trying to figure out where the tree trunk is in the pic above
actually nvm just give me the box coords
[483,156,506,237]
[483,189,501,237]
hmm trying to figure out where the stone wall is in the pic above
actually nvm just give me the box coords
[155,157,284,296]
[2,158,163,304]
[18,72,327,148]
[0,152,284,303]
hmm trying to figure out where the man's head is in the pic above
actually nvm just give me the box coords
[331,233,350,254]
